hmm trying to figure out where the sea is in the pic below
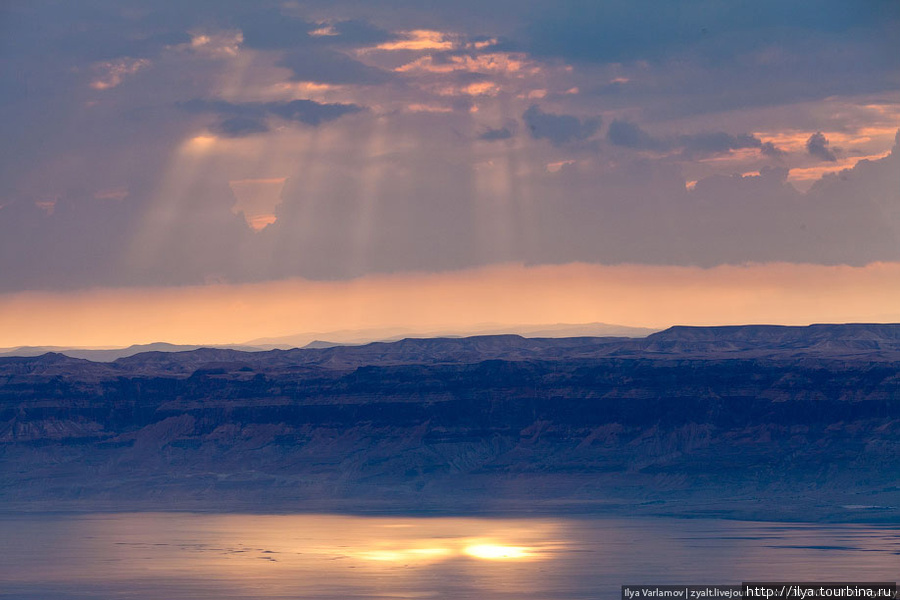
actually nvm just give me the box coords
[1,513,898,599]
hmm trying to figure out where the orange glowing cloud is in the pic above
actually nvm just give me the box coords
[263,81,340,101]
[394,51,544,99]
[696,147,762,164]
[94,187,129,201]
[228,177,286,231]
[788,150,892,183]
[89,58,151,90]
[396,53,532,75]
[405,103,454,113]
[184,30,243,58]
[753,131,812,153]
[34,200,57,215]
[4,262,900,348]
[376,30,454,51]
[755,125,899,158]
[546,160,576,172]
[309,24,339,37]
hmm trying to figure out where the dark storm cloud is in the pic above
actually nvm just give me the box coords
[523,0,900,64]
[806,131,838,162]
[760,142,786,158]
[517,0,900,118]
[479,126,515,141]
[278,48,394,85]
[678,132,765,158]
[238,8,396,50]
[211,6,398,84]
[265,99,363,124]
[0,2,192,63]
[607,120,781,158]
[523,105,600,145]
[327,20,397,46]
[215,116,269,137]
[181,99,363,135]
[606,120,666,150]
[235,9,317,50]
[606,119,785,158]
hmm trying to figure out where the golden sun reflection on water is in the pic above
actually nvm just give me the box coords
[355,547,454,563]
[280,516,560,566]
[462,544,535,560]
[348,537,550,564]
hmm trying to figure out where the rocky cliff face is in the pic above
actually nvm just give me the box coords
[3,324,900,520]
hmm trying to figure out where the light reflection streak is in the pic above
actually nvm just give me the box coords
[356,547,454,563]
[348,537,554,565]
[462,544,534,560]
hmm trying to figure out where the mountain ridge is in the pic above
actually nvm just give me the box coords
[4,323,900,521]
[0,322,658,362]
[4,323,900,374]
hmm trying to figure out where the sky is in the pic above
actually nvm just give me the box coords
[1,1,899,346]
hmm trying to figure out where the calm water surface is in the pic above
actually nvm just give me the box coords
[2,513,899,599]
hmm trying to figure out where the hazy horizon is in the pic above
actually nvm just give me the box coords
[4,262,900,347]
[0,319,661,354]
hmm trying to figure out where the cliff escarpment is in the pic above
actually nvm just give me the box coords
[3,325,900,520]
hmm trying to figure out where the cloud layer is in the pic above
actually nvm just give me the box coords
[0,0,898,294]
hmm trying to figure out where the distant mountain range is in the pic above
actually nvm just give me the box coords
[4,323,900,521]
[0,342,271,362]
[0,322,658,361]
[246,321,659,348]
